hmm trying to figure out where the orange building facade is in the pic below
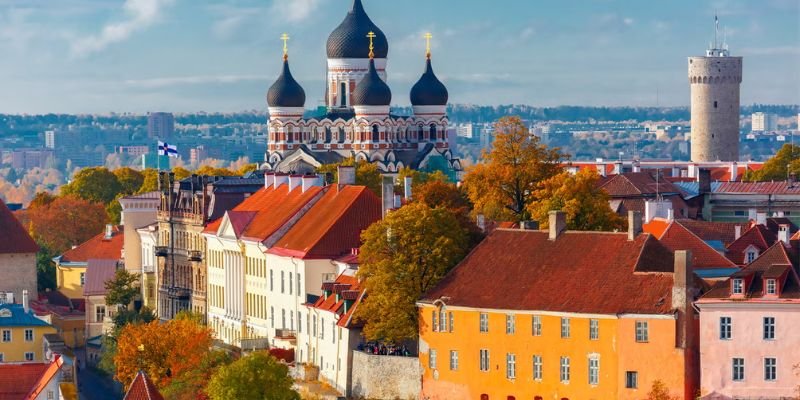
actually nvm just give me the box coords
[418,212,700,400]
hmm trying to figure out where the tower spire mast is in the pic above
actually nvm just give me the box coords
[367,31,376,59]
[424,32,432,59]
[281,33,290,61]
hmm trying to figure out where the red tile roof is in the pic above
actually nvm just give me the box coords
[59,226,123,264]
[726,224,777,265]
[673,219,741,246]
[655,221,737,269]
[0,362,49,400]
[123,371,164,400]
[83,259,118,297]
[268,186,382,259]
[599,172,683,197]
[715,181,800,194]
[0,198,38,254]
[701,242,800,300]
[422,229,680,315]
[643,218,671,239]
[310,269,364,328]
[25,355,64,400]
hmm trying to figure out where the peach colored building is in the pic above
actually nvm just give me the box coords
[696,242,800,399]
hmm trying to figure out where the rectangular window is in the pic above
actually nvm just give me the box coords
[332,321,335,343]
[732,358,745,381]
[280,271,285,293]
[589,319,599,340]
[1,330,10,342]
[479,313,489,333]
[25,352,34,361]
[720,317,732,340]
[80,272,85,286]
[271,306,275,328]
[732,279,743,294]
[560,317,570,338]
[296,273,301,296]
[0,353,4,362]
[298,312,302,333]
[429,349,437,369]
[763,317,775,340]
[449,312,454,333]
[506,314,515,334]
[506,353,516,379]
[625,371,638,389]
[320,317,325,340]
[95,305,106,323]
[269,270,274,291]
[479,349,490,372]
[585,356,600,385]
[439,309,447,332]
[532,315,542,336]
[24,329,33,342]
[533,355,542,380]
[764,357,776,381]
[289,273,293,295]
[766,279,776,294]
[560,356,570,383]
[449,350,458,371]
[635,321,649,342]
[432,310,438,332]
[746,251,756,263]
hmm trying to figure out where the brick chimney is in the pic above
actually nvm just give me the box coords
[672,250,694,350]
[628,211,642,241]
[301,175,322,193]
[337,166,355,185]
[548,211,566,240]
[288,175,303,192]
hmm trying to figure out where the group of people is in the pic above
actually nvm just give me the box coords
[358,342,413,357]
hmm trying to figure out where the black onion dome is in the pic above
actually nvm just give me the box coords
[410,58,448,106]
[351,59,391,106]
[326,0,388,59]
[267,59,306,107]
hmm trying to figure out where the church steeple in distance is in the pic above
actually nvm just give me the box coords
[267,33,306,108]
[410,33,448,107]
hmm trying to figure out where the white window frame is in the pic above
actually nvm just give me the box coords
[429,349,437,369]
[506,314,515,334]
[0,330,8,343]
[560,317,570,338]
[589,319,599,340]
[24,329,33,342]
[506,353,516,380]
[560,356,570,383]
[732,278,744,294]
[95,305,106,323]
[479,313,488,333]
[720,316,732,340]
[764,357,776,381]
[449,312,454,333]
[588,356,600,385]
[479,349,489,372]
[732,358,745,381]
[635,321,649,342]
[449,350,458,371]
[24,352,34,361]
[533,354,542,380]
[532,315,542,336]
[766,279,776,295]
[431,310,438,332]
[763,317,775,340]
[746,251,756,263]
[438,308,447,332]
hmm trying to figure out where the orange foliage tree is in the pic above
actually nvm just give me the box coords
[26,195,107,254]
[114,316,213,389]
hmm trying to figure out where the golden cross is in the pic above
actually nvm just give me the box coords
[367,31,376,59]
[424,32,432,58]
[281,33,290,60]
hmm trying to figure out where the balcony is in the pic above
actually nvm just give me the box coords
[167,287,191,299]
[154,246,169,257]
[188,250,203,262]
[275,329,296,339]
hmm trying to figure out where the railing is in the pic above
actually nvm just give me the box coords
[154,246,169,257]
[188,250,203,262]
[157,210,204,224]
[167,287,191,299]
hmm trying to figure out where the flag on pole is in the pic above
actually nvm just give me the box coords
[158,141,179,158]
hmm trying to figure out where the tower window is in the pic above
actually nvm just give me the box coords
[372,125,380,142]
[340,82,347,107]
[714,101,718,108]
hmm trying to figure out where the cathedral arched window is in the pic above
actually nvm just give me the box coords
[339,128,346,143]
[418,125,425,141]
[372,125,380,142]
[325,128,332,143]
[430,124,438,141]
[340,82,347,107]
[286,127,294,143]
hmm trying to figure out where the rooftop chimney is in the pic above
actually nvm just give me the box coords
[628,210,642,241]
[403,176,413,201]
[264,172,275,188]
[338,166,355,186]
[778,224,789,244]
[734,225,742,240]
[520,221,539,231]
[548,211,567,240]
[104,224,113,240]
[613,161,623,175]
[22,290,29,313]
[729,162,738,181]
[288,175,303,192]
[273,173,289,189]
[672,250,694,349]
[756,212,767,226]
[698,169,712,194]
[301,175,322,193]
[632,160,641,173]
[382,176,394,218]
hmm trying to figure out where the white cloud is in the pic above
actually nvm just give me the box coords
[123,74,268,89]
[623,17,634,26]
[269,0,323,23]
[70,0,174,58]
[519,27,535,40]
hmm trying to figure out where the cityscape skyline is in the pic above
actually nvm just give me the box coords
[0,0,798,114]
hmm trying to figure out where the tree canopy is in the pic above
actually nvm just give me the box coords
[104,269,140,308]
[462,116,564,222]
[26,195,107,254]
[113,167,144,195]
[528,168,625,231]
[317,158,383,196]
[745,143,800,181]
[138,169,159,194]
[61,167,122,204]
[195,165,237,177]
[206,351,299,400]
[356,203,469,342]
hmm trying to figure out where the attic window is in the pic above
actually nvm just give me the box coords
[746,250,757,264]
[766,279,777,295]
[732,279,744,295]
[0,309,10,318]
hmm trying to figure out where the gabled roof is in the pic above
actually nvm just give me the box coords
[59,226,123,264]
[24,355,64,400]
[0,303,52,328]
[655,221,738,270]
[123,371,164,400]
[421,229,679,315]
[673,219,741,247]
[0,198,38,254]
[268,186,382,259]
[83,259,118,297]
[310,268,364,328]
[0,362,49,400]
[599,172,682,197]
[701,242,800,301]
[726,224,778,265]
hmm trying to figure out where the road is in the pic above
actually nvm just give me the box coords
[75,348,124,400]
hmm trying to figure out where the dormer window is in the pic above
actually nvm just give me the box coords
[746,250,757,263]
[766,279,777,295]
[732,279,744,295]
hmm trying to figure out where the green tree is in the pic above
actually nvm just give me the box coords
[528,169,625,231]
[172,167,192,181]
[61,167,122,204]
[462,116,564,221]
[137,169,159,194]
[317,158,383,195]
[35,244,57,291]
[356,203,468,342]
[113,167,144,195]
[413,179,484,249]
[162,349,231,400]
[106,194,124,224]
[206,351,299,400]
[105,269,140,309]
[745,144,800,181]
[195,165,237,176]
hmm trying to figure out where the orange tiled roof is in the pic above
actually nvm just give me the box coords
[0,198,38,254]
[59,226,123,264]
[726,224,777,265]
[656,221,738,270]
[643,218,671,239]
[123,371,164,400]
[422,229,679,315]
[25,355,64,400]
[0,362,49,400]
[599,172,683,197]
[673,219,741,246]
[702,242,800,300]
[310,269,364,328]
[268,186,382,259]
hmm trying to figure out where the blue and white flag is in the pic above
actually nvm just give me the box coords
[158,141,179,158]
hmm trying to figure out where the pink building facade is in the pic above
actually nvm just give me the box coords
[696,243,800,399]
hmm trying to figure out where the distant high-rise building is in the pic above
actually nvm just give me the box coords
[147,112,175,139]
[751,112,778,132]
[689,16,742,162]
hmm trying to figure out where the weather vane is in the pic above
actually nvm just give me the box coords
[424,32,432,59]
[281,33,290,60]
[367,31,376,59]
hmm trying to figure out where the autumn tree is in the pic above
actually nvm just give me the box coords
[462,116,564,221]
[317,157,383,195]
[113,167,144,195]
[61,167,122,204]
[137,169,159,194]
[27,195,107,254]
[206,351,299,400]
[114,317,213,389]
[413,179,484,248]
[237,163,258,176]
[195,165,237,176]
[172,167,192,181]
[528,168,625,231]
[356,203,468,342]
[645,380,680,400]
[28,192,56,209]
[745,144,800,181]
[162,349,231,400]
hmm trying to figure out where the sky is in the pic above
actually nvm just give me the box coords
[0,0,798,114]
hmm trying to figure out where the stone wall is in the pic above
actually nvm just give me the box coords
[0,253,37,303]
[688,56,743,162]
[350,350,420,400]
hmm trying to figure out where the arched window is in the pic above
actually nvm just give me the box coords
[430,124,438,141]
[480,395,489,400]
[418,125,425,141]
[372,125,380,142]
[339,128,346,143]
[325,128,332,143]
[286,127,293,143]
[340,82,347,107]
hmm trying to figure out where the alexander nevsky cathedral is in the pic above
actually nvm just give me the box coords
[262,0,462,178]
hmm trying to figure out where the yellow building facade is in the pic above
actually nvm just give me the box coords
[55,265,86,300]
[0,304,57,363]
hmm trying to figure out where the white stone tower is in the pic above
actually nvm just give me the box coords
[688,16,742,162]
